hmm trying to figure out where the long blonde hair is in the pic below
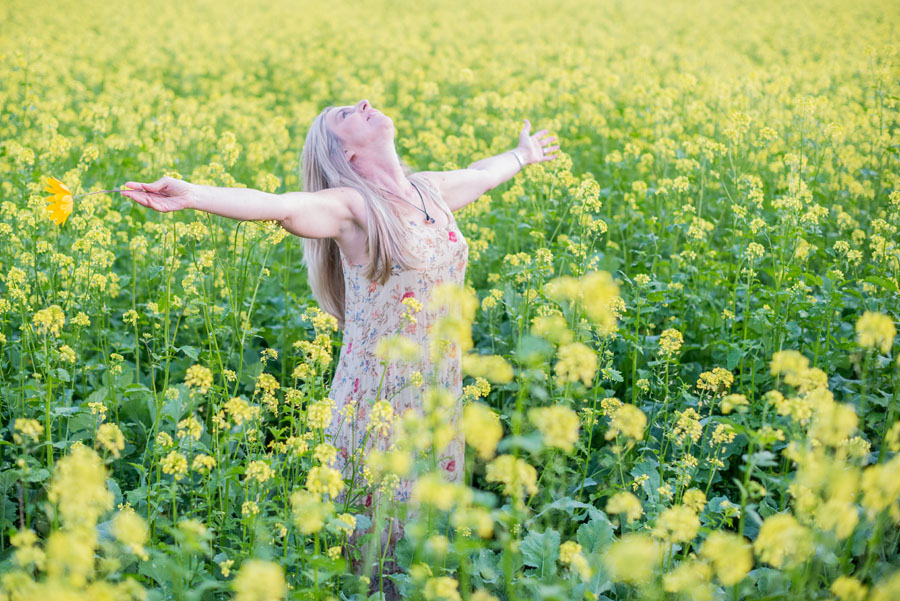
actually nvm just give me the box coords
[300,106,442,330]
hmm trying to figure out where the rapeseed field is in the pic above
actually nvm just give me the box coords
[1,0,899,599]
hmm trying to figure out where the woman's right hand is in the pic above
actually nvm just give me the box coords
[122,176,196,212]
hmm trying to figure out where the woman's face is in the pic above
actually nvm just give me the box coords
[326,99,394,156]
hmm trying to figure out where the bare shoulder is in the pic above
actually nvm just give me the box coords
[417,170,447,190]
[279,186,367,240]
[322,186,367,224]
[416,169,492,212]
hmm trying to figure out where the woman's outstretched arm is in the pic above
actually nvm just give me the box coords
[422,118,559,212]
[122,176,362,239]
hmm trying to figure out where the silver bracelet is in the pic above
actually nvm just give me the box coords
[510,150,524,169]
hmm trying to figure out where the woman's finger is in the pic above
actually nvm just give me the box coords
[123,190,144,205]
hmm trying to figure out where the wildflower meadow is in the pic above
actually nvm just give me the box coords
[1,0,900,600]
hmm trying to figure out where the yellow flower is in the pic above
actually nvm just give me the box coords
[683,488,707,513]
[45,528,96,587]
[44,176,74,226]
[869,570,900,601]
[809,401,858,447]
[411,472,473,511]
[530,314,574,345]
[233,559,286,601]
[652,505,700,543]
[662,558,713,601]
[47,444,113,526]
[32,305,66,337]
[291,490,332,534]
[602,533,663,586]
[192,453,216,473]
[177,415,203,440]
[184,364,214,395]
[528,405,580,452]
[332,512,356,536]
[831,576,868,601]
[225,397,260,425]
[606,491,643,523]
[97,422,126,458]
[860,455,900,518]
[112,508,149,560]
[306,465,344,498]
[375,334,421,362]
[855,311,895,353]
[367,400,394,437]
[579,271,621,335]
[753,512,814,568]
[423,576,461,601]
[307,398,335,429]
[606,404,647,441]
[13,418,42,444]
[559,540,592,579]
[699,531,752,585]
[450,506,494,538]
[554,342,597,386]
[245,460,274,484]
[161,450,189,480]
[462,402,503,460]
[485,454,538,498]
[462,353,514,384]
[242,501,260,517]
[721,393,749,414]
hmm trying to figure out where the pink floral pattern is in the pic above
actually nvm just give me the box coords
[326,176,469,508]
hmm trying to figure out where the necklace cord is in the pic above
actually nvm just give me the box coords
[378,181,435,224]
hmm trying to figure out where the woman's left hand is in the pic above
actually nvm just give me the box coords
[517,119,560,165]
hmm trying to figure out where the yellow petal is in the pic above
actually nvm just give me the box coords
[45,194,73,226]
[44,176,71,196]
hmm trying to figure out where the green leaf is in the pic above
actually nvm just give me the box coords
[179,345,200,360]
[474,548,500,584]
[726,348,742,370]
[532,496,605,523]
[497,431,543,454]
[631,459,661,501]
[577,515,615,554]
[521,528,560,577]
[864,275,898,293]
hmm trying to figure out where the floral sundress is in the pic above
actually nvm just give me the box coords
[325,174,469,514]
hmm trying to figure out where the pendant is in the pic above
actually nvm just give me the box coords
[425,215,435,224]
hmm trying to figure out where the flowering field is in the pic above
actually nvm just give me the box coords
[2,0,900,599]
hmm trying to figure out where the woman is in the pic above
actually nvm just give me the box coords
[123,98,559,582]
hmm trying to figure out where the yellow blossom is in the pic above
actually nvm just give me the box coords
[699,531,752,585]
[233,559,286,601]
[652,504,700,543]
[528,405,580,452]
[462,402,503,460]
[855,311,895,353]
[753,512,814,568]
[97,422,126,457]
[485,454,538,498]
[606,491,643,524]
[602,533,663,586]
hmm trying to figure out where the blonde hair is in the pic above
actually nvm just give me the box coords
[300,106,442,330]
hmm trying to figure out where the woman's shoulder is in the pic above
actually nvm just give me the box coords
[410,171,452,211]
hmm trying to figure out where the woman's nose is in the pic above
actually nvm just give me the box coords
[357,99,369,112]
